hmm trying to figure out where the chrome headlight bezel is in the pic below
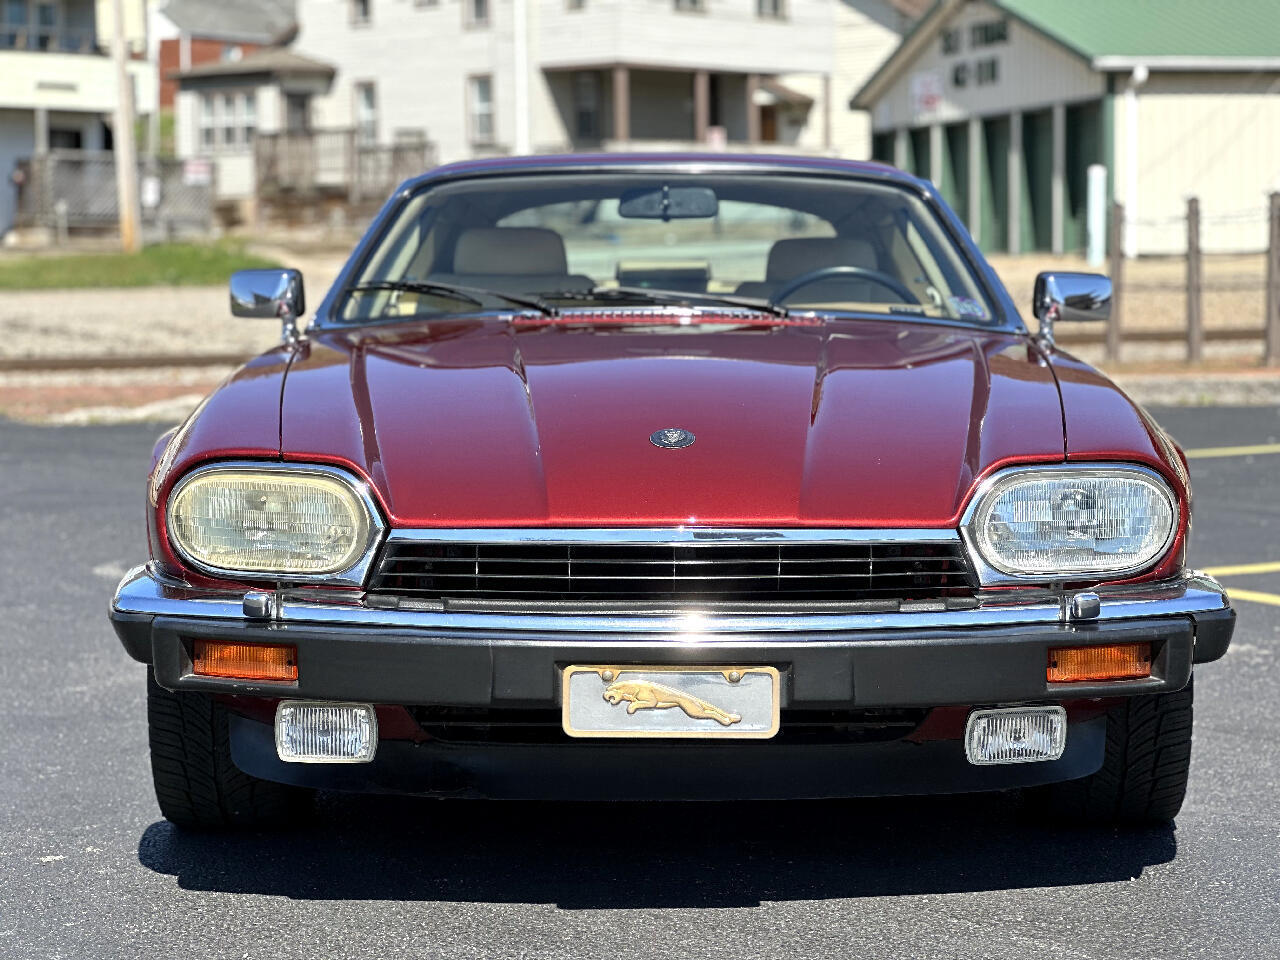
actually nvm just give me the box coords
[165,461,386,585]
[959,463,1180,586]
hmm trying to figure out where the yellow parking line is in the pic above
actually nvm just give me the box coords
[1203,561,1280,577]
[1184,442,1280,459]
[1223,588,1280,607]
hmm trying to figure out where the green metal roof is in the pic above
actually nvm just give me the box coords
[998,0,1280,61]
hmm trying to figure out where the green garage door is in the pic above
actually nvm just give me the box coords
[872,132,895,166]
[1021,109,1053,252]
[1065,100,1103,254]
[910,128,931,182]
[981,117,1009,254]
[943,122,969,228]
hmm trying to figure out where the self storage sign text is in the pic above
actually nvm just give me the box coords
[940,17,1007,89]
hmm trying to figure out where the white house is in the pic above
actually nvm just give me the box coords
[289,0,914,163]
[1,0,156,235]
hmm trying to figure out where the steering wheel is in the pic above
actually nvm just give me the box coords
[771,265,918,305]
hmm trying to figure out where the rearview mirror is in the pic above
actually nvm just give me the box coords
[230,268,305,344]
[618,185,719,220]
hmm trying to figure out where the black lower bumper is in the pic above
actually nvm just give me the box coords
[226,711,1109,800]
[113,609,1234,709]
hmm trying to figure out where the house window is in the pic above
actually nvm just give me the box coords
[198,90,257,151]
[351,0,371,25]
[241,91,256,143]
[221,92,237,145]
[468,74,494,145]
[1,0,26,50]
[355,81,378,145]
[465,0,489,27]
[673,0,704,11]
[33,0,55,50]
[756,0,785,18]
[220,43,243,62]
[573,71,600,139]
[199,93,216,149]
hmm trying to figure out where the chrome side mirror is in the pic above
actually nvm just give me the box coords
[1032,272,1111,349]
[230,268,306,346]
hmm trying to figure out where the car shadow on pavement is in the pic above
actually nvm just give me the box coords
[137,791,1176,908]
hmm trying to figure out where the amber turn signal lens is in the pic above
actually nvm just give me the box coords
[193,640,298,681]
[1047,642,1152,683]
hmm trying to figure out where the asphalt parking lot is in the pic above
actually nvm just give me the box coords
[2,406,1279,960]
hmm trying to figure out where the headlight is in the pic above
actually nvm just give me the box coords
[964,466,1177,581]
[166,465,382,581]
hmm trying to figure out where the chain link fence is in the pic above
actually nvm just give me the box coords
[13,149,213,239]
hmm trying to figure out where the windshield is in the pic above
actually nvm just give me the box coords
[340,172,995,325]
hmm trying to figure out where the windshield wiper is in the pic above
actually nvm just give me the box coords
[543,285,790,318]
[347,280,557,315]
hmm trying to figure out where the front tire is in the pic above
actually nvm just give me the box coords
[1026,681,1194,826]
[146,670,312,830]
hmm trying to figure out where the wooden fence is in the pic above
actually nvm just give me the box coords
[1058,195,1280,364]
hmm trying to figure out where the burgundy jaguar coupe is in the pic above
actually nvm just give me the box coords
[110,154,1233,829]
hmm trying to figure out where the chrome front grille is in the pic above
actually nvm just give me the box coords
[365,530,975,609]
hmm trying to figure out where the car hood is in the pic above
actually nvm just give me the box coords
[278,319,1066,527]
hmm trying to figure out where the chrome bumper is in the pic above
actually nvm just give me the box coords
[111,563,1231,635]
[110,564,1234,707]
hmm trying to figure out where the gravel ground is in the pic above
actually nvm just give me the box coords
[0,245,1275,422]
[0,249,344,361]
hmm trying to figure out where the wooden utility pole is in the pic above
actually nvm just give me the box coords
[1107,201,1124,363]
[1267,193,1280,366]
[1186,197,1202,363]
[110,0,142,252]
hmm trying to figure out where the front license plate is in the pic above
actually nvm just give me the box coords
[562,665,780,739]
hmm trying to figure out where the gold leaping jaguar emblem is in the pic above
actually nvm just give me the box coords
[602,680,742,726]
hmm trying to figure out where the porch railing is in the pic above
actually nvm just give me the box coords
[254,130,436,203]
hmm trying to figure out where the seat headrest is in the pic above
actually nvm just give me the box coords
[454,228,569,275]
[766,238,878,281]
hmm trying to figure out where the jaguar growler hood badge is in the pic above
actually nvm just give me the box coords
[650,427,695,449]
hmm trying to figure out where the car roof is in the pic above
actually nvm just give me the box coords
[401,152,925,192]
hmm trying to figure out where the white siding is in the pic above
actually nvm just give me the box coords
[870,0,1102,130]
[291,0,869,164]
[1116,72,1280,255]
[176,81,276,199]
[297,0,521,164]
[826,0,906,158]
[535,0,833,75]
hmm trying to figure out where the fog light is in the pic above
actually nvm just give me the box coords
[275,701,377,763]
[965,706,1066,765]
